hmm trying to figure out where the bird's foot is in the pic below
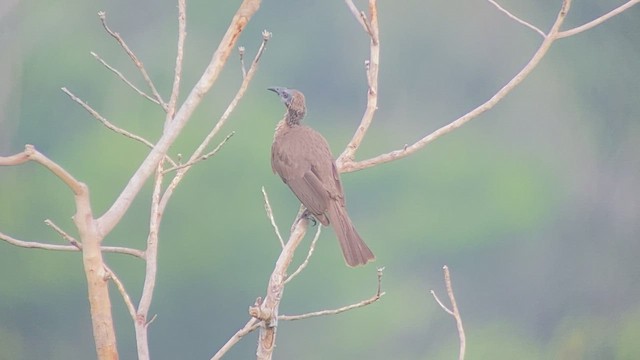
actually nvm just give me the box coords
[301,209,318,227]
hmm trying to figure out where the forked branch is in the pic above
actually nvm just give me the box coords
[430,266,465,360]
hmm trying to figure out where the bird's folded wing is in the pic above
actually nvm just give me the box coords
[286,169,330,219]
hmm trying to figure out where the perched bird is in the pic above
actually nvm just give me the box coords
[268,87,375,267]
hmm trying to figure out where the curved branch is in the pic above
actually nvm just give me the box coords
[339,0,572,173]
[98,11,168,111]
[0,231,144,258]
[338,0,380,165]
[280,267,385,320]
[558,0,639,38]
[251,217,309,360]
[96,0,262,237]
[486,0,545,37]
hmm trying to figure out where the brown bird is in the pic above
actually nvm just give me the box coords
[268,87,375,267]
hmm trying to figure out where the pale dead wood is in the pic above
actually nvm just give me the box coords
[284,225,321,284]
[252,218,310,360]
[104,264,138,322]
[430,265,466,360]
[339,0,573,174]
[61,87,178,168]
[486,0,545,37]
[280,267,385,320]
[337,0,380,165]
[0,230,144,258]
[167,0,187,120]
[98,11,168,111]
[97,0,262,236]
[558,0,639,38]
[90,51,161,106]
[262,186,286,248]
[210,318,261,360]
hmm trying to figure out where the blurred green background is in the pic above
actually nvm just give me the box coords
[1,0,639,359]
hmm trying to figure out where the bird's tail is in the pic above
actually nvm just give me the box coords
[327,202,375,267]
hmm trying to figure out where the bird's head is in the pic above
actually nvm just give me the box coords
[268,87,306,124]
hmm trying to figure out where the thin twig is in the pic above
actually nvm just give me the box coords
[167,0,187,120]
[430,265,465,360]
[339,0,573,174]
[162,132,235,174]
[344,0,368,31]
[45,219,81,248]
[90,52,161,105]
[61,87,177,167]
[261,186,285,248]
[134,162,165,360]
[97,0,263,235]
[22,145,84,194]
[558,0,640,38]
[0,230,145,259]
[486,0,545,37]
[98,11,168,111]
[280,267,385,321]
[104,264,138,322]
[284,225,321,284]
[155,31,271,213]
[238,46,247,79]
[359,11,377,44]
[337,0,380,165]
[210,318,261,360]
[429,290,454,316]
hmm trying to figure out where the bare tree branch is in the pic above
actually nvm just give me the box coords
[0,230,144,258]
[0,150,29,165]
[162,132,235,174]
[96,0,263,236]
[104,264,138,322]
[238,46,247,79]
[430,265,465,360]
[486,0,545,37]
[344,0,367,33]
[261,186,285,248]
[337,0,380,165]
[558,0,639,38]
[61,87,178,168]
[98,11,168,111]
[134,163,165,360]
[90,51,161,106]
[156,30,270,222]
[0,145,119,358]
[167,0,187,120]
[284,225,321,284]
[210,318,261,360]
[339,0,573,173]
[280,267,385,320]
[45,219,81,248]
[251,218,310,360]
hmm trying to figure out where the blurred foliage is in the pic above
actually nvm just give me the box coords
[0,0,639,359]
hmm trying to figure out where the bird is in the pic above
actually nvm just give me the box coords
[268,87,375,267]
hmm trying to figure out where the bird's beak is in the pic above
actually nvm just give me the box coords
[267,87,282,95]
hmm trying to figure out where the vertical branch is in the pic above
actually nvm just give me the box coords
[166,0,187,121]
[76,186,119,360]
[337,0,380,166]
[96,0,262,236]
[12,145,118,359]
[430,265,465,360]
[339,0,573,173]
[133,164,164,360]
[251,218,310,360]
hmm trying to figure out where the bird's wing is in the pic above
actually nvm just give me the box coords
[271,126,341,219]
